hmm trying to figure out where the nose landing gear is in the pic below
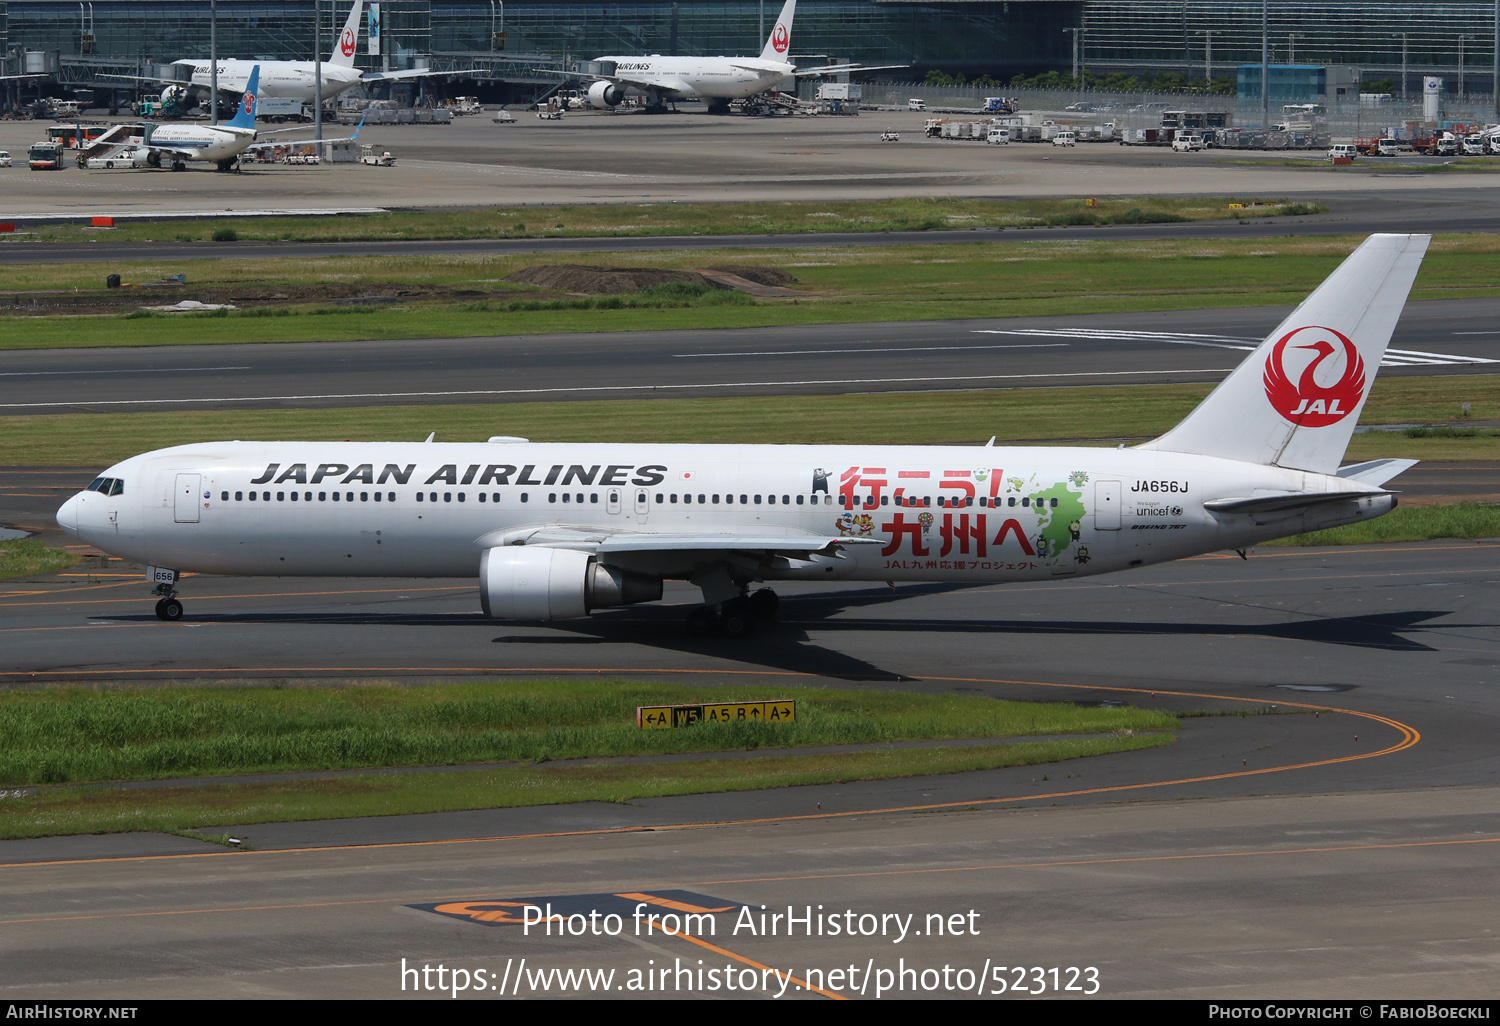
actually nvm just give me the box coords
[150,567,183,620]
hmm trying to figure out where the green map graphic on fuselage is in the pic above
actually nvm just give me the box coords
[1029,482,1087,562]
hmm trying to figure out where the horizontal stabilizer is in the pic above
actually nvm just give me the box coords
[1336,458,1419,487]
[1204,490,1391,515]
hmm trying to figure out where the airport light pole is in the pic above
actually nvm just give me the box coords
[210,0,217,125]
[1198,29,1219,85]
[1393,32,1408,104]
[314,0,323,147]
[1260,0,1269,126]
[1459,35,1468,100]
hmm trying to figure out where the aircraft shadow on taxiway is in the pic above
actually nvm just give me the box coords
[93,583,1468,680]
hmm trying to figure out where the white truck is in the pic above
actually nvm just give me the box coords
[985,126,1009,145]
[361,144,395,166]
[1171,132,1205,151]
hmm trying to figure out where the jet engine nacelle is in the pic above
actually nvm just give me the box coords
[587,81,625,108]
[479,546,661,620]
[134,148,160,168]
[160,85,186,106]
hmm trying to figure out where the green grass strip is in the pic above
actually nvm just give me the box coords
[0,734,1172,839]
[1267,502,1500,546]
[15,196,1320,246]
[0,680,1177,787]
[9,233,1500,350]
[8,375,1496,467]
[0,537,80,581]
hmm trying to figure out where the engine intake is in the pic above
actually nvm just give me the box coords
[480,546,661,620]
[587,81,625,108]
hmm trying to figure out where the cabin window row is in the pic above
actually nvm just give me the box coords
[217,490,1058,509]
[225,490,399,503]
[840,494,1061,509]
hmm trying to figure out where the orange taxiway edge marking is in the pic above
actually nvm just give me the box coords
[0,672,1419,869]
[4,835,1493,930]
[0,583,472,609]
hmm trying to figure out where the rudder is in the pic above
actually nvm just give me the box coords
[1139,233,1429,474]
[759,0,796,61]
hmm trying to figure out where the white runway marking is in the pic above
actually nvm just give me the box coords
[0,366,251,377]
[673,343,1068,358]
[973,328,1496,366]
[0,367,1238,409]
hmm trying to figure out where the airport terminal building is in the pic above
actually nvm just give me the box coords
[1,1,1495,95]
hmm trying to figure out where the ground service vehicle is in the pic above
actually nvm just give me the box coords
[907,98,926,111]
[28,142,63,169]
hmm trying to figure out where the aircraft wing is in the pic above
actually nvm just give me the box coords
[597,533,882,558]
[479,525,881,560]
[361,68,466,83]
[245,116,365,153]
[136,143,205,161]
[253,114,365,140]
[1203,490,1392,515]
[793,62,910,76]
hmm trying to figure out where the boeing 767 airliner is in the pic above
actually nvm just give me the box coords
[57,234,1428,637]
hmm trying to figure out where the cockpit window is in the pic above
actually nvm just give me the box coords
[87,477,106,492]
[86,477,124,495]
[108,479,124,496]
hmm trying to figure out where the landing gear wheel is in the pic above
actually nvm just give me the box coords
[155,597,183,621]
[718,598,753,639]
[170,160,186,172]
[747,588,780,620]
[685,606,716,638]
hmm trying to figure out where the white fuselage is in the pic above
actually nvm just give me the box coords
[177,60,365,103]
[137,122,258,163]
[594,56,796,101]
[57,440,1392,585]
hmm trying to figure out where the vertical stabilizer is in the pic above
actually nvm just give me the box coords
[329,0,365,67]
[224,65,260,129]
[759,0,796,61]
[1139,234,1429,474]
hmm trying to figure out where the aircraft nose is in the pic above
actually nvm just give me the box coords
[56,493,80,536]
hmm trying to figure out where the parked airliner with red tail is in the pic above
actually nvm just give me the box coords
[57,235,1428,636]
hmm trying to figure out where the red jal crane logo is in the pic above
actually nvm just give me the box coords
[341,27,357,57]
[771,24,789,53]
[1262,325,1366,427]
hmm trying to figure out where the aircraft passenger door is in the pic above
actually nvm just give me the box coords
[607,489,622,515]
[174,473,202,523]
[1094,480,1121,531]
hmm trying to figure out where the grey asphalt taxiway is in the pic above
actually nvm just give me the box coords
[1,535,1498,997]
[2,301,1497,413]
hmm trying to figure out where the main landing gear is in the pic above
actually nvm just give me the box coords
[684,588,779,639]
